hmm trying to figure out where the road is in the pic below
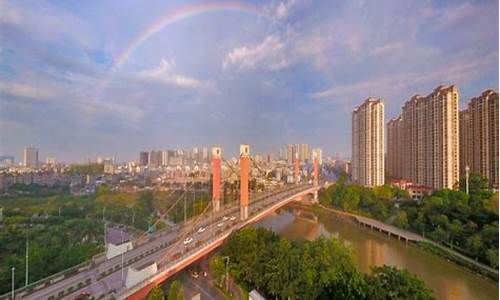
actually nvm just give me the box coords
[12,184,316,300]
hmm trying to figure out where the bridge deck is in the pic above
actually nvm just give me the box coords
[5,184,322,300]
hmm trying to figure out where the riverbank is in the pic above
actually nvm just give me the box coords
[289,202,499,282]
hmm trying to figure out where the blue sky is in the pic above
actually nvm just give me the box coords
[0,0,498,162]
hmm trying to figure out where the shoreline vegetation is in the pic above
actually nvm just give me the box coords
[213,227,435,300]
[314,173,499,281]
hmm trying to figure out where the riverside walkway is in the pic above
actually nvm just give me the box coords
[318,204,499,278]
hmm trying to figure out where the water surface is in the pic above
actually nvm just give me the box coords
[256,206,498,300]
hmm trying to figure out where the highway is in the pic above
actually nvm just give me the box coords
[11,184,318,300]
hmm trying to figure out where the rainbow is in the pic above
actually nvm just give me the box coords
[113,1,261,70]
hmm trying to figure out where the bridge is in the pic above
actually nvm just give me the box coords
[5,145,325,300]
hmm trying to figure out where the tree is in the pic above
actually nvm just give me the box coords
[458,173,490,196]
[168,280,184,300]
[209,255,226,287]
[394,211,409,229]
[147,286,165,300]
[365,266,434,300]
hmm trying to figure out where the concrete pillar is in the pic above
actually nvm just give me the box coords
[313,150,319,185]
[294,152,300,184]
[211,147,222,212]
[240,145,250,220]
[312,150,319,202]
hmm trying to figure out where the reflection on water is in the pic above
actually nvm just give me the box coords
[255,206,498,300]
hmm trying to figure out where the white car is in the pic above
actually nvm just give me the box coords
[183,237,193,245]
[217,222,224,227]
[222,216,229,221]
[197,226,206,233]
[230,216,236,221]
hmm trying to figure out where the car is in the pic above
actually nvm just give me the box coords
[222,216,229,221]
[183,237,193,245]
[197,226,206,233]
[217,222,224,227]
[230,216,236,221]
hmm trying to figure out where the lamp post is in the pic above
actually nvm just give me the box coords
[11,267,15,300]
[222,256,230,292]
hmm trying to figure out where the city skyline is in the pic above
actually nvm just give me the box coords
[1,0,498,161]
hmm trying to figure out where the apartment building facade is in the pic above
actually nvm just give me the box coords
[386,85,460,190]
[352,98,385,187]
[459,90,499,189]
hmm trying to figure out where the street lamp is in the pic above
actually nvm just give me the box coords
[465,165,470,195]
[11,267,15,300]
[222,256,230,292]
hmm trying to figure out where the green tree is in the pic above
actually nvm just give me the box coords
[168,280,184,300]
[458,173,490,196]
[209,255,226,287]
[394,211,409,229]
[147,286,165,300]
[366,266,434,300]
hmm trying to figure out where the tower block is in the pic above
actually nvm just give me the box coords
[239,145,250,220]
[211,147,222,212]
[294,152,300,183]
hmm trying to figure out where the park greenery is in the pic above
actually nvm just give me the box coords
[320,173,499,269]
[0,182,207,295]
[215,227,434,300]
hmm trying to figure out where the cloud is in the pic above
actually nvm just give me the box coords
[263,0,308,23]
[139,59,207,89]
[0,81,57,99]
[310,52,497,102]
[222,35,289,71]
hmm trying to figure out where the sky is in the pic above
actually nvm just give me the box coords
[0,0,498,162]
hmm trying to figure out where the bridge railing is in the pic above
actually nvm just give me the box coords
[118,183,316,298]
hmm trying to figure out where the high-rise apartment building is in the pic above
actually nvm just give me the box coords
[459,90,499,189]
[386,117,403,180]
[149,150,162,168]
[299,144,310,162]
[202,147,209,162]
[139,151,149,166]
[312,148,322,165]
[387,85,459,190]
[161,150,168,166]
[23,147,39,168]
[352,98,385,187]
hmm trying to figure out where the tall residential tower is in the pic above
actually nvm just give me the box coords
[386,85,460,190]
[352,98,385,187]
[459,90,499,189]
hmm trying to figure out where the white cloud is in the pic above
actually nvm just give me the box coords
[310,53,497,101]
[263,0,305,22]
[222,35,289,71]
[139,59,206,89]
[0,81,56,99]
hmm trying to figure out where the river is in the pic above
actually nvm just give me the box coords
[255,205,498,300]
